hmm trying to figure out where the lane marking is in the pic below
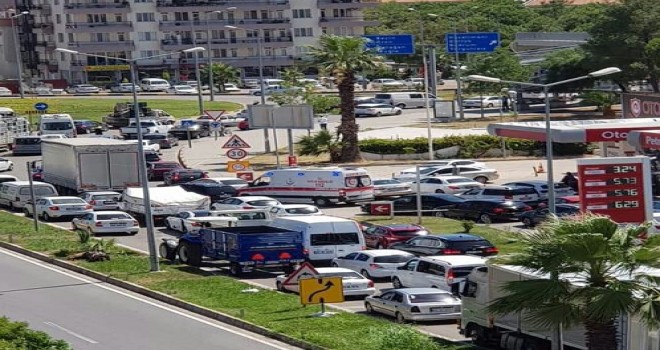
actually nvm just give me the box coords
[0,249,295,350]
[44,321,99,344]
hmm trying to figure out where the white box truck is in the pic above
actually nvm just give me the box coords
[41,138,141,195]
[459,263,660,350]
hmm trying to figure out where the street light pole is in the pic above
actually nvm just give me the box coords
[56,46,205,273]
[11,11,28,99]
[410,8,434,160]
[193,50,203,114]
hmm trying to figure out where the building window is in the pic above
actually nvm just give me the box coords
[134,0,153,2]
[136,13,155,22]
[321,27,328,34]
[140,50,158,58]
[87,14,107,23]
[293,28,313,37]
[118,33,125,41]
[56,14,61,24]
[57,33,64,43]
[230,49,237,57]
[68,33,74,42]
[115,14,122,22]
[279,48,287,56]
[161,13,169,21]
[293,9,311,18]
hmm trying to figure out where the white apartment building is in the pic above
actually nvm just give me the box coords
[20,0,379,84]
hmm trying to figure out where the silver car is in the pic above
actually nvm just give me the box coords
[80,191,122,211]
[372,178,412,198]
[364,288,462,323]
[24,196,93,221]
[354,103,402,117]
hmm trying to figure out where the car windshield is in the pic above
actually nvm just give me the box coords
[445,239,493,250]
[318,271,362,279]
[374,179,400,185]
[15,138,41,145]
[446,178,475,184]
[97,213,131,220]
[408,293,457,304]
[246,200,279,207]
[51,198,85,204]
[220,179,247,185]
[215,212,268,220]
[42,122,73,130]
[373,255,412,263]
[392,229,426,236]
[284,207,319,214]
[91,194,119,201]
[156,163,180,169]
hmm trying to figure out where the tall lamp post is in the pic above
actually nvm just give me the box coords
[11,11,29,99]
[57,47,205,272]
[466,67,621,215]
[204,7,236,102]
[225,25,271,153]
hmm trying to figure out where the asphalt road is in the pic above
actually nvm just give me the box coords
[0,247,299,350]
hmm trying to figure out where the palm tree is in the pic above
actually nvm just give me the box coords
[308,35,380,162]
[201,63,239,93]
[489,214,660,350]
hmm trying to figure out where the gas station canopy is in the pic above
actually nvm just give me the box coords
[627,130,660,150]
[487,118,660,143]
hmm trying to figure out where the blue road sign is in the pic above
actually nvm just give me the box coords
[210,121,222,130]
[363,34,415,55]
[445,32,500,54]
[34,102,48,111]
[181,120,195,128]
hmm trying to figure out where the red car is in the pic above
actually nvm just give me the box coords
[163,168,208,186]
[238,119,250,130]
[147,161,183,181]
[361,223,429,249]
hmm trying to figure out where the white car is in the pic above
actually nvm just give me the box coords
[399,160,487,174]
[372,178,412,198]
[217,115,245,127]
[110,83,142,93]
[502,180,575,200]
[355,103,402,117]
[372,78,405,89]
[365,288,462,323]
[24,196,93,221]
[404,78,425,87]
[331,250,414,279]
[68,84,101,94]
[395,166,499,184]
[168,85,198,95]
[40,134,68,140]
[0,158,14,172]
[269,204,323,217]
[203,177,249,189]
[275,267,376,297]
[458,185,541,204]
[164,210,212,233]
[463,96,502,108]
[0,87,12,96]
[127,140,160,153]
[223,83,241,92]
[79,191,122,211]
[72,211,139,235]
[211,196,280,210]
[412,176,484,194]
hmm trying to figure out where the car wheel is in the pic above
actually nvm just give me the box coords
[43,212,51,222]
[375,112,382,117]
[479,214,492,224]
[178,241,202,266]
[361,269,371,279]
[313,197,330,207]
[392,277,404,289]
[487,103,494,107]
[522,217,533,228]
[434,209,445,218]
[376,243,385,249]
[276,281,287,292]
[395,312,406,323]
[434,189,445,193]
[364,302,374,314]
[229,262,242,276]
[395,103,406,109]
[474,176,488,184]
[23,208,30,217]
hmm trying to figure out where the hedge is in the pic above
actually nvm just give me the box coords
[0,317,71,350]
[358,135,591,157]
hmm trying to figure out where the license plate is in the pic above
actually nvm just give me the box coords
[430,307,454,312]
[109,222,126,227]
[103,201,116,205]
[466,250,479,254]
[344,284,360,289]
[66,207,82,211]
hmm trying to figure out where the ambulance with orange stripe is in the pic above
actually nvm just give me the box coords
[237,167,374,207]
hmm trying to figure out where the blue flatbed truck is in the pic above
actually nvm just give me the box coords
[159,225,305,276]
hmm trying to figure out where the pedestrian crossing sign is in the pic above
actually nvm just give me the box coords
[222,135,251,149]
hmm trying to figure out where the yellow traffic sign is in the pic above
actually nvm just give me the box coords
[226,160,250,173]
[299,277,344,305]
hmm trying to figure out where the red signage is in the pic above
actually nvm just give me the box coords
[288,155,298,167]
[584,127,660,142]
[370,202,393,216]
[622,93,660,118]
[577,162,646,223]
[236,171,254,181]
[638,132,660,150]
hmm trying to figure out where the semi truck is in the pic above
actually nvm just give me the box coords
[41,138,141,195]
[160,226,305,276]
[459,263,660,350]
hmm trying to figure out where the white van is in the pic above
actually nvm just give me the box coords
[271,216,366,263]
[373,92,436,108]
[140,78,171,92]
[39,114,75,138]
[261,78,284,87]
[0,107,16,118]
[0,181,58,210]
[237,167,374,207]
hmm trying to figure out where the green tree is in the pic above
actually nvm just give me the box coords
[308,35,381,162]
[489,215,660,350]
[0,317,71,349]
[201,63,239,93]
[465,48,532,93]
[297,130,342,160]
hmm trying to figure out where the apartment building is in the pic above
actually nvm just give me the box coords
[17,0,379,84]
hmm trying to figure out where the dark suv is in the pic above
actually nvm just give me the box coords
[389,233,498,257]
[443,199,533,224]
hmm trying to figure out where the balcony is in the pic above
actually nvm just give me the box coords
[156,0,288,11]
[30,4,52,15]
[161,36,293,50]
[65,21,133,33]
[35,41,57,50]
[32,23,54,35]
[64,2,130,14]
[319,16,379,27]
[160,18,291,31]
[317,0,379,9]
[67,40,134,53]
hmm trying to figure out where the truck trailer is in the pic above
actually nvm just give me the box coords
[41,138,141,195]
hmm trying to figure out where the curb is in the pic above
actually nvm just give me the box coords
[177,147,189,169]
[0,241,325,350]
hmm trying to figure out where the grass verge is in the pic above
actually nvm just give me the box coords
[3,98,242,122]
[0,211,472,350]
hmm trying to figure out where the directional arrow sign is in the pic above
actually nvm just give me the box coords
[210,121,222,131]
[370,201,393,216]
[299,277,344,305]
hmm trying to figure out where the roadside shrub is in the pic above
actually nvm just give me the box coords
[0,317,71,350]
[461,221,475,233]
[367,326,441,350]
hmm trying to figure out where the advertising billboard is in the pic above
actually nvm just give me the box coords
[622,93,660,118]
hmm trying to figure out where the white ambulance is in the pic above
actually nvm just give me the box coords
[237,167,374,206]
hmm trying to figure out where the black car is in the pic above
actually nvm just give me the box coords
[169,122,210,139]
[143,133,179,149]
[519,204,580,227]
[360,193,464,216]
[443,199,533,224]
[163,168,207,186]
[144,150,161,163]
[74,120,107,134]
[180,179,237,201]
[389,233,498,257]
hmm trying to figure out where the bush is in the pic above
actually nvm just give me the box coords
[367,326,441,350]
[461,221,475,233]
[0,317,71,350]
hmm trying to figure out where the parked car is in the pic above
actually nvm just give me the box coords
[331,250,414,280]
[365,288,462,323]
[0,175,18,184]
[238,119,250,130]
[555,195,580,205]
[211,196,280,210]
[0,158,14,172]
[163,168,207,186]
[24,196,93,221]
[179,180,237,201]
[168,85,198,95]
[0,87,12,96]
[519,204,581,227]
[361,194,464,217]
[502,180,575,200]
[371,78,405,89]
[389,233,498,257]
[142,133,178,149]
[361,223,428,249]
[373,178,412,198]
[169,121,210,139]
[462,96,502,108]
[144,150,161,163]
[79,191,121,211]
[404,78,425,87]
[391,255,486,294]
[147,161,183,181]
[269,204,323,217]
[412,176,483,194]
[110,83,142,93]
[190,177,249,190]
[458,185,542,206]
[217,115,245,127]
[396,166,499,184]
[164,210,212,233]
[275,267,376,297]
[72,211,139,235]
[67,84,100,94]
[354,103,402,117]
[222,83,241,92]
[74,120,107,134]
[443,199,533,224]
[399,160,487,173]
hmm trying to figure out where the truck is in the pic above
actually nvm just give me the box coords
[0,116,29,151]
[459,263,660,350]
[120,119,172,139]
[41,138,141,195]
[120,186,210,221]
[103,102,175,128]
[160,225,305,276]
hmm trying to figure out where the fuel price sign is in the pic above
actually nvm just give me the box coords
[577,157,652,225]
